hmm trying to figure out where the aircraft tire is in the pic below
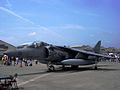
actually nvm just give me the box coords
[48,66,55,72]
[71,65,78,69]
[94,66,98,70]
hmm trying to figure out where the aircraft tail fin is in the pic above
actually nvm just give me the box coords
[93,41,101,53]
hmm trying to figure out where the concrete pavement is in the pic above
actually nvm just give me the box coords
[0,61,120,90]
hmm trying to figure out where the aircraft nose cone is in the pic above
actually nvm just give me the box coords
[4,50,17,56]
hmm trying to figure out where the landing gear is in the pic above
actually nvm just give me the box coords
[71,65,78,69]
[94,59,98,70]
[48,65,55,71]
[94,65,98,70]
[47,61,55,72]
[62,65,65,69]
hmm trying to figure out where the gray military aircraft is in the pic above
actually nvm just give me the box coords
[4,41,112,71]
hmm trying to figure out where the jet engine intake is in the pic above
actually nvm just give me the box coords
[46,47,66,61]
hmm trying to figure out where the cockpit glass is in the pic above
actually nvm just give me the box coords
[27,44,35,48]
[27,41,42,48]
[19,41,48,48]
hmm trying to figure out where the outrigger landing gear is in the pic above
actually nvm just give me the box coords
[47,61,55,72]
[94,59,98,70]
[62,65,65,69]
[71,65,79,69]
[94,65,98,70]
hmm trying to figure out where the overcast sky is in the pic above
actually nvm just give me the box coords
[0,0,120,48]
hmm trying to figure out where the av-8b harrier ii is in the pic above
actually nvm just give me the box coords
[4,41,112,71]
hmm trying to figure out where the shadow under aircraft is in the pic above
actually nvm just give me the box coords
[4,41,113,72]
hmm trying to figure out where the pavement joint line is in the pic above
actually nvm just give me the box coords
[18,73,50,86]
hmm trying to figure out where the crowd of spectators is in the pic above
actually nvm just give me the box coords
[109,53,120,63]
[0,55,38,67]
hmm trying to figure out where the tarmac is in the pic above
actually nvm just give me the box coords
[0,61,120,90]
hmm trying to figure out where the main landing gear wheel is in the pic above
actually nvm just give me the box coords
[47,62,55,72]
[71,65,78,69]
[48,65,55,72]
[94,66,98,70]
[62,65,65,70]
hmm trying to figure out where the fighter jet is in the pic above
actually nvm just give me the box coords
[4,41,112,71]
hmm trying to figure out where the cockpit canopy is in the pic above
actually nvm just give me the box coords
[17,41,49,49]
[27,41,49,48]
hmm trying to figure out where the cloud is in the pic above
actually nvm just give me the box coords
[28,32,36,36]
[18,24,85,30]
[50,24,85,30]
[15,24,85,38]
[87,13,101,17]
[105,40,111,43]
[19,26,49,31]
[5,0,12,8]
[0,7,34,24]
[31,0,62,6]
[0,29,3,32]
[90,34,95,38]
[60,24,85,30]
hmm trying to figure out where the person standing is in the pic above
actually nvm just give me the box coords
[1,56,4,65]
[16,57,19,65]
[4,56,7,65]
[118,55,120,63]
[20,58,23,68]
[12,57,16,66]
[24,59,28,66]
[35,60,38,64]
[29,59,32,66]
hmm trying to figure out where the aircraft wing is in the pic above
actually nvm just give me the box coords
[56,46,113,59]
[71,48,112,58]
